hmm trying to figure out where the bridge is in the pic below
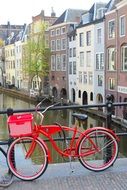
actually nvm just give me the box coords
[4,158,127,190]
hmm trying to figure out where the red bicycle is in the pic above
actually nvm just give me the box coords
[7,101,119,181]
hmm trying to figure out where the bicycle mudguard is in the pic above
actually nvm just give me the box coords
[37,137,52,162]
[76,127,119,149]
[85,127,119,141]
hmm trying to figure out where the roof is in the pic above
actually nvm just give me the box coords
[5,24,27,45]
[52,9,85,25]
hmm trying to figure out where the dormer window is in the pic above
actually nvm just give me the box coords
[97,8,107,19]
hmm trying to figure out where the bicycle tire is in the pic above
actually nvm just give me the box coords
[78,128,118,171]
[7,136,48,181]
[0,146,13,187]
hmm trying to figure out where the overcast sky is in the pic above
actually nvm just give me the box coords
[0,0,108,25]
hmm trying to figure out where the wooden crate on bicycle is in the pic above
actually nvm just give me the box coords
[7,114,33,137]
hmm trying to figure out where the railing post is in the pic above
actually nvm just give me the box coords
[7,108,16,171]
[106,94,113,130]
[105,94,113,163]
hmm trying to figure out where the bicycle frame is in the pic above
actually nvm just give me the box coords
[26,124,119,162]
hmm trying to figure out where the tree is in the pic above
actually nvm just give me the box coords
[22,22,50,94]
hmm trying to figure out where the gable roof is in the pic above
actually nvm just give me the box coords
[52,9,85,25]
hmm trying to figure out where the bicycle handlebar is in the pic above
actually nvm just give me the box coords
[35,99,61,124]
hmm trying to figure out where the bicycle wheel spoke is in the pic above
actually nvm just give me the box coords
[78,129,118,171]
[7,137,48,181]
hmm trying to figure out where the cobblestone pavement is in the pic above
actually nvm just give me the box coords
[2,158,127,190]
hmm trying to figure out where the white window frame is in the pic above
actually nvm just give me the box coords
[108,78,115,90]
[86,31,91,46]
[56,55,61,71]
[107,48,115,71]
[108,19,115,39]
[56,28,60,36]
[121,45,127,71]
[51,55,55,71]
[61,54,66,71]
[51,40,55,51]
[56,39,61,51]
[80,52,84,67]
[61,38,66,50]
[97,28,102,44]
[61,27,66,34]
[51,30,55,36]
[119,15,125,37]
[86,51,91,67]
[79,33,84,47]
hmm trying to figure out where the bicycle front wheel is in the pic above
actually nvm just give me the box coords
[78,128,118,171]
[7,136,48,181]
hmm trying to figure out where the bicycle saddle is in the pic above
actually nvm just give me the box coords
[72,113,88,121]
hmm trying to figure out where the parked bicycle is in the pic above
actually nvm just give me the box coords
[7,100,119,181]
[0,140,13,187]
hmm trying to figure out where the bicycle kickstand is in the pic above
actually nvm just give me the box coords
[69,156,75,173]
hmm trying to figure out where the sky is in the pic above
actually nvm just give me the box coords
[0,0,109,25]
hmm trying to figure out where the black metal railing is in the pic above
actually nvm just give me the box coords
[0,94,127,145]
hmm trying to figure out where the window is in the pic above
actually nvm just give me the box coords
[83,72,87,84]
[61,54,66,71]
[86,31,91,46]
[69,48,72,57]
[61,27,66,34]
[120,16,125,36]
[108,20,115,39]
[79,33,84,47]
[98,75,103,86]
[51,55,55,71]
[80,52,84,67]
[56,28,60,35]
[61,38,66,50]
[73,61,76,74]
[90,92,93,101]
[97,28,101,44]
[56,55,61,71]
[121,45,127,71]
[78,90,81,98]
[73,48,76,57]
[69,62,72,74]
[107,48,116,70]
[86,51,91,67]
[96,53,104,70]
[108,78,115,90]
[56,39,61,50]
[88,72,93,84]
[51,40,55,51]
[79,71,82,83]
[51,30,55,36]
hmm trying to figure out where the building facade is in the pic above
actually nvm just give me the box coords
[105,0,127,118]
[49,9,85,101]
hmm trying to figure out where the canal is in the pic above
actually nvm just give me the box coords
[0,93,127,163]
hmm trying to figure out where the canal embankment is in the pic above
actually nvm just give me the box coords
[0,86,126,131]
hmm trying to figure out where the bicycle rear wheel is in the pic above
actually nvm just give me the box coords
[78,128,118,171]
[7,136,48,181]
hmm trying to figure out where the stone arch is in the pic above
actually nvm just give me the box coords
[52,87,58,98]
[82,91,88,105]
[60,88,67,99]
[71,88,75,103]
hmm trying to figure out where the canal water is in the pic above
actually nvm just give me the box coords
[0,93,126,163]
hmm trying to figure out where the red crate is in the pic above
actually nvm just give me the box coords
[7,113,33,137]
